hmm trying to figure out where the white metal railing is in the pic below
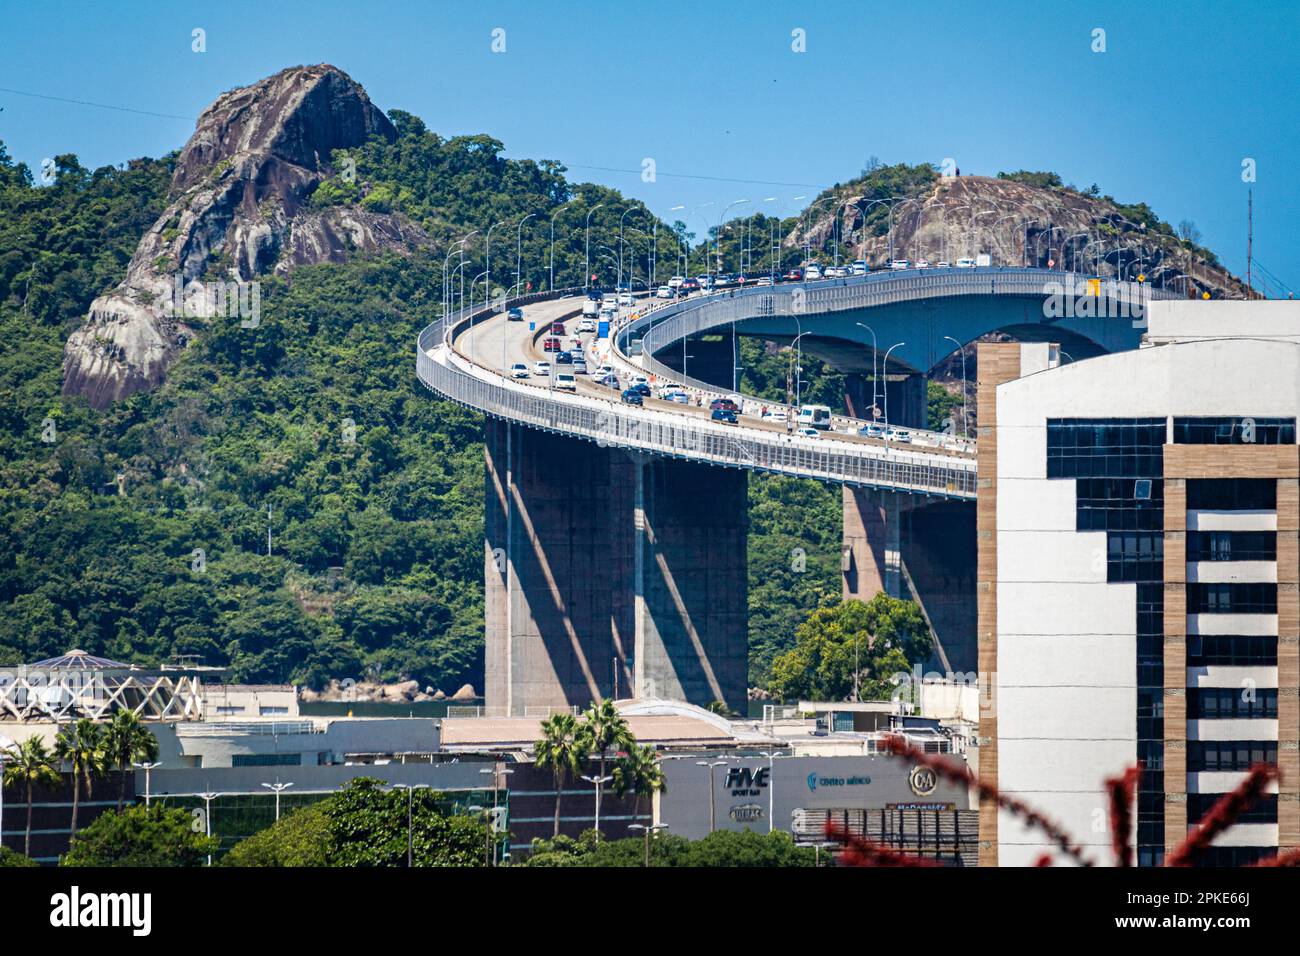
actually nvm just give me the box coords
[417,293,977,499]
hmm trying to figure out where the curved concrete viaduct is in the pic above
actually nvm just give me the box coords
[417,268,1170,714]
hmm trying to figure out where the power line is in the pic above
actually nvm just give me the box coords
[0,86,193,121]
[563,163,818,189]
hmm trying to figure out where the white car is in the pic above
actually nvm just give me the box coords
[858,423,886,439]
[796,427,821,439]
[756,276,774,286]
[915,259,930,269]
[578,318,597,333]
[663,390,690,404]
[955,257,976,269]
[509,363,529,379]
[596,364,615,377]
[886,428,912,443]
[554,373,577,391]
[656,285,674,299]
[668,275,685,288]
[631,374,649,387]
[762,408,788,422]
[890,259,910,270]
[936,261,951,269]
[850,260,868,275]
[804,265,823,280]
[656,381,684,397]
[618,292,634,307]
[533,361,551,376]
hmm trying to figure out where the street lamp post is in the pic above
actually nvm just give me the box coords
[479,765,514,865]
[584,203,607,291]
[628,823,670,866]
[260,781,294,822]
[580,773,613,839]
[393,783,429,867]
[943,335,968,438]
[757,752,786,832]
[197,790,223,867]
[882,342,906,433]
[790,329,809,408]
[695,759,726,833]
[515,213,537,298]
[856,322,879,421]
[133,761,161,807]
[549,200,576,292]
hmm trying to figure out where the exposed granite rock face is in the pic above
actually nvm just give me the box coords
[791,174,1247,297]
[64,64,423,409]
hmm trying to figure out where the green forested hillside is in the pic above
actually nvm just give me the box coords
[0,123,835,691]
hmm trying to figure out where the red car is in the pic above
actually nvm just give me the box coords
[543,337,561,352]
[551,322,566,335]
[710,397,740,413]
[784,268,803,282]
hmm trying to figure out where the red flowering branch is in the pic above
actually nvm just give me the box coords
[1252,847,1300,868]
[1165,764,1281,867]
[1105,765,1143,867]
[879,734,1096,867]
[825,823,943,867]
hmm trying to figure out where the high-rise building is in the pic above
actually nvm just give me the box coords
[978,300,1300,866]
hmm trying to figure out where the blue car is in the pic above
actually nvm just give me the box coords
[621,388,644,406]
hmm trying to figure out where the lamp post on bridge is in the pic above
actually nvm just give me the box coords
[549,200,576,292]
[943,335,969,439]
[584,203,607,292]
[856,322,879,421]
[514,213,537,299]
[882,341,906,435]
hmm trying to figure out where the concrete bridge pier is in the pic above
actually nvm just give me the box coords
[844,372,927,428]
[842,487,904,600]
[484,420,747,717]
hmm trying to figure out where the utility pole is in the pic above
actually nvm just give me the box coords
[1246,189,1253,297]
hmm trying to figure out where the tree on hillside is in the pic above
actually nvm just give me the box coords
[2,737,60,857]
[767,595,930,702]
[62,805,217,867]
[534,712,590,837]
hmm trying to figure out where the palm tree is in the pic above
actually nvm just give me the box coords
[582,698,633,839]
[103,711,159,810]
[2,737,59,857]
[53,719,105,836]
[612,743,667,826]
[534,713,590,837]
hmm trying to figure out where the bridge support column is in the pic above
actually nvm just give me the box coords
[653,330,737,392]
[484,420,747,717]
[884,373,928,430]
[844,372,879,420]
[842,487,904,600]
[633,457,748,711]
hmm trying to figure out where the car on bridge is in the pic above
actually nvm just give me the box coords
[916,259,931,269]
[663,390,690,404]
[858,422,887,439]
[551,321,566,334]
[630,382,651,397]
[680,278,701,293]
[554,372,577,392]
[956,257,976,268]
[656,286,674,299]
[784,268,803,281]
[762,408,788,423]
[620,388,643,405]
[578,317,597,333]
[756,276,774,287]
[804,264,823,280]
[936,260,951,269]
[851,260,868,275]
[710,397,739,413]
[555,351,573,364]
[509,363,529,379]
[886,428,912,444]
[618,292,634,307]
[796,427,821,439]
[507,307,524,321]
[543,337,562,352]
[796,404,833,429]
[572,357,588,373]
[532,361,551,376]
[667,275,685,288]
[597,373,620,388]
[710,408,738,425]
[890,259,910,270]
[595,364,615,377]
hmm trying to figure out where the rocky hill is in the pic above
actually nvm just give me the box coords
[796,169,1249,298]
[62,64,428,409]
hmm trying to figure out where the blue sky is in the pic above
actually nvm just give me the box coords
[2,0,1297,291]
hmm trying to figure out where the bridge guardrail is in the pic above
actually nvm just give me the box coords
[416,291,976,498]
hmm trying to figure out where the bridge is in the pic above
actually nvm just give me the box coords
[417,267,1167,715]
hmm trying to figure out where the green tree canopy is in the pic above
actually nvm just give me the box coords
[61,805,218,867]
[767,595,930,702]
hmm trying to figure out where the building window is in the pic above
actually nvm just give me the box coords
[231,753,302,767]
[1187,635,1277,667]
[1186,479,1276,511]
[1188,792,1277,825]
[1186,740,1278,772]
[259,706,290,715]
[1186,583,1277,614]
[1173,417,1296,445]
[1188,687,1279,719]
[1186,531,1276,563]
[215,706,243,715]
[1195,846,1277,867]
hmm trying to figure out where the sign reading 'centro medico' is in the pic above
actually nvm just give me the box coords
[658,755,974,841]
